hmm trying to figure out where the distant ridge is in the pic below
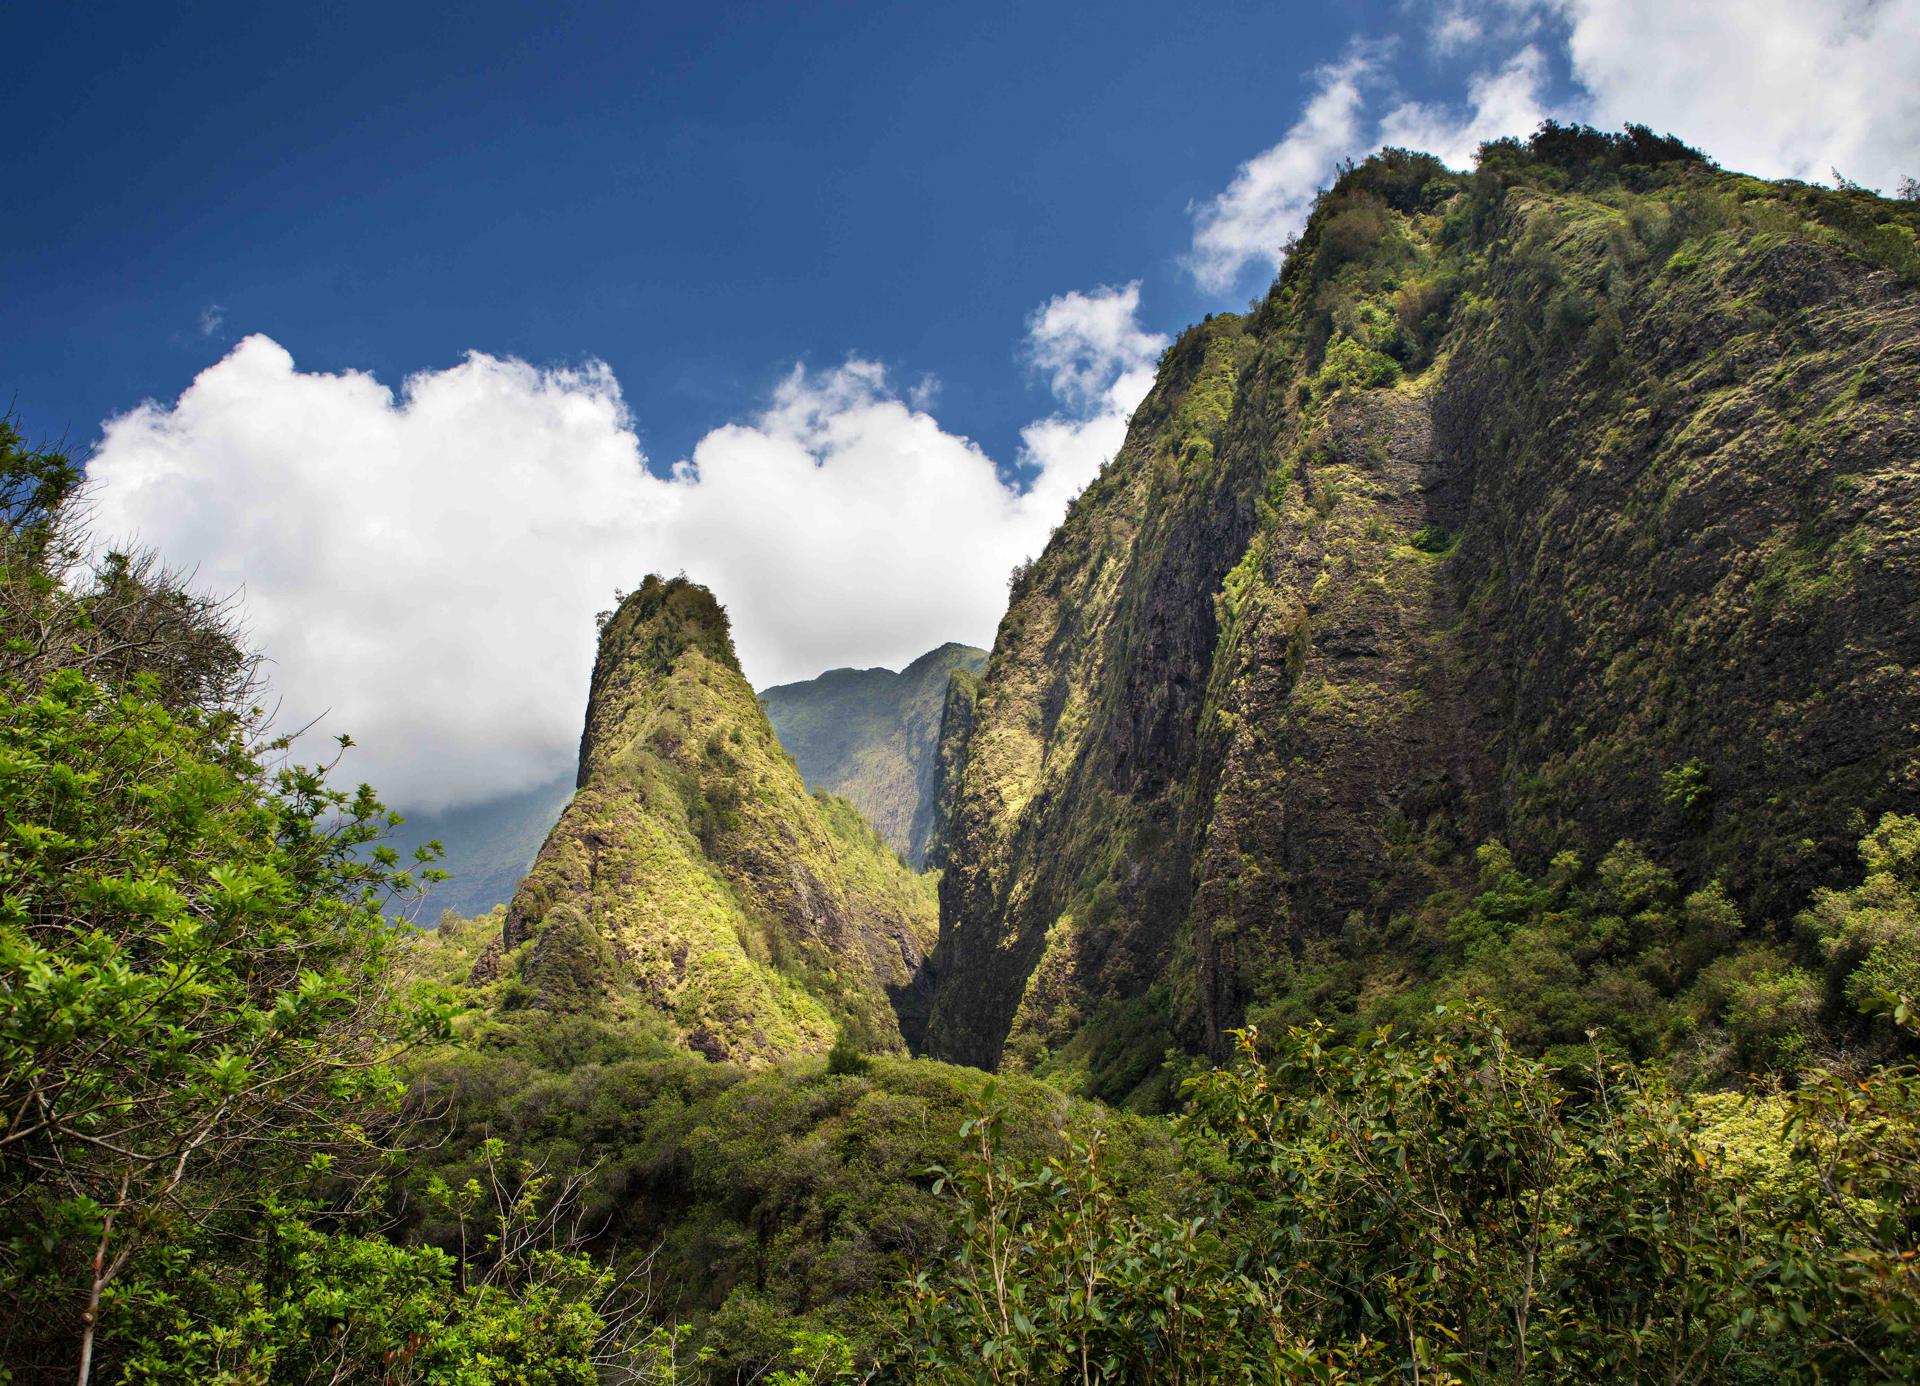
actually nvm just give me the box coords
[761,641,988,868]
[384,774,573,921]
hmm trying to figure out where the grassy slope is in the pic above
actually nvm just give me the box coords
[405,914,1186,1379]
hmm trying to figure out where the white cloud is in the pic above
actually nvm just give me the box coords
[657,360,1059,694]
[1378,45,1548,169]
[1429,4,1483,54]
[86,287,1163,813]
[90,339,656,813]
[1547,0,1920,192]
[1421,0,1544,53]
[1025,282,1167,412]
[197,304,224,337]
[1016,282,1168,518]
[1187,51,1375,292]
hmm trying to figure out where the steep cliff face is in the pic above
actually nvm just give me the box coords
[491,576,937,1063]
[921,317,1269,1093]
[760,642,988,867]
[925,131,1920,1099]
[921,665,981,873]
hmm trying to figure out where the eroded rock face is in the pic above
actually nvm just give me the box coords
[493,576,937,1064]
[924,146,1920,1098]
[921,320,1267,1080]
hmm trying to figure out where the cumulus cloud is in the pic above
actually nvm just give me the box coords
[1378,45,1548,169]
[89,339,657,812]
[1188,51,1375,292]
[1024,282,1167,412]
[1190,0,1920,289]
[656,359,1063,695]
[1545,0,1920,193]
[87,288,1161,812]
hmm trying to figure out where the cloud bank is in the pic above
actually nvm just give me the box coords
[86,286,1163,813]
[1549,0,1920,191]
[1189,0,1920,289]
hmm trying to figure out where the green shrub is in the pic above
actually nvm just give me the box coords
[883,1008,1920,1382]
[1802,812,1920,1019]
[826,1028,871,1075]
[1315,334,1402,394]
[1662,756,1713,817]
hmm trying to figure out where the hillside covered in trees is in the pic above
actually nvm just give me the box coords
[483,575,937,1064]
[7,124,1920,1383]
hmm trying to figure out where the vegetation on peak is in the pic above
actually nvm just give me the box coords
[928,127,1920,1105]
[496,572,937,1065]
[579,574,740,782]
[596,573,740,676]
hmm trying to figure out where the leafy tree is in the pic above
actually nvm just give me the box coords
[96,1137,689,1385]
[1778,1062,1920,1377]
[884,1007,1920,1382]
[0,667,441,1378]
[826,1027,871,1076]
[106,1211,608,1386]
[1661,758,1712,818]
[1,420,258,715]
[882,1090,1285,1384]
[1802,813,1920,1025]
[0,413,660,1384]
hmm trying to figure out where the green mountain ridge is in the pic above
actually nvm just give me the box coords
[477,135,1920,1095]
[923,129,1920,1101]
[481,575,938,1062]
[15,126,1920,1385]
[759,641,988,868]
[377,641,983,924]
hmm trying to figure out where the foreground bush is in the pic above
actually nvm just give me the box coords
[884,1007,1920,1383]
[1,425,645,1383]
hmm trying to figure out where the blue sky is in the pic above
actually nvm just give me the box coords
[8,0,1533,467]
[10,0,1915,812]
